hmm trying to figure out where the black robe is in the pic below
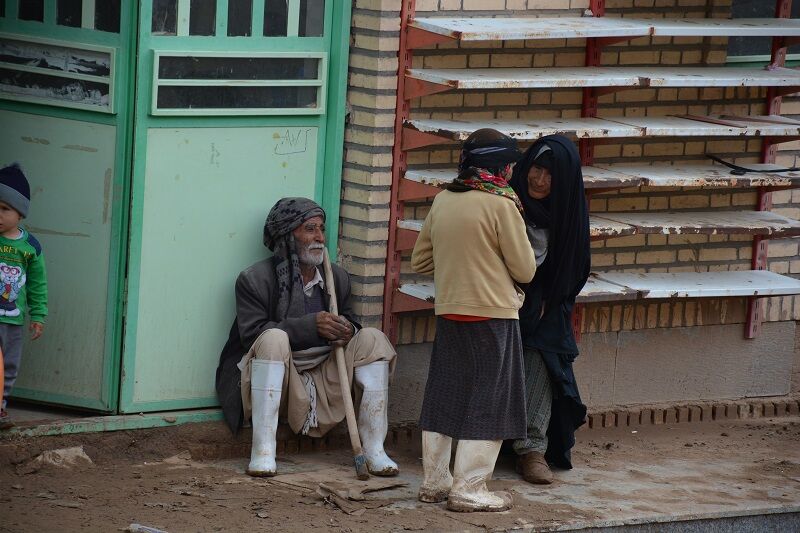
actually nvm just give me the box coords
[510,135,590,469]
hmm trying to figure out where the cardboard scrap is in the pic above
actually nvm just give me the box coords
[269,466,408,515]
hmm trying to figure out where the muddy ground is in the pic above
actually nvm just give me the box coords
[1,416,799,532]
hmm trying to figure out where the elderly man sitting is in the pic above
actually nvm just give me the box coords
[216,197,398,477]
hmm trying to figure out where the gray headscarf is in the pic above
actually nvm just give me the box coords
[263,197,326,320]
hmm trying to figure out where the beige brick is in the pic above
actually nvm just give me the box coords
[669,195,709,209]
[350,280,388,297]
[619,50,661,65]
[698,248,738,262]
[710,193,731,208]
[339,259,386,278]
[622,143,643,157]
[347,90,398,110]
[644,143,684,157]
[553,52,586,67]
[606,235,647,248]
[353,0,402,9]
[648,196,668,210]
[593,253,615,267]
[344,128,395,147]
[770,241,800,258]
[424,54,468,69]
[488,92,529,106]
[339,204,390,224]
[349,53,398,74]
[350,109,396,129]
[438,0,462,9]
[351,13,400,33]
[352,34,399,53]
[660,51,681,65]
[637,250,677,264]
[732,192,757,207]
[342,187,391,205]
[343,167,392,188]
[490,54,534,68]
[415,0,438,10]
[345,148,393,169]
[463,0,504,7]
[339,238,388,259]
[528,0,571,7]
[615,252,636,265]
[608,197,648,211]
[533,53,555,67]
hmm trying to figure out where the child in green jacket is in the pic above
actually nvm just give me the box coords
[0,163,47,429]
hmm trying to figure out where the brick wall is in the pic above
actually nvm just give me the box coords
[338,0,800,341]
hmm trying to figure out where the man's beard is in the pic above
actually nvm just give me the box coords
[297,243,324,266]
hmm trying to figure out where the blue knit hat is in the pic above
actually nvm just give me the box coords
[0,163,31,218]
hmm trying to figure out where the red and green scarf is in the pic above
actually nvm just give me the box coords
[448,165,524,215]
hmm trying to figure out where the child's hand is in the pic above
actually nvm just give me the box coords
[30,322,43,340]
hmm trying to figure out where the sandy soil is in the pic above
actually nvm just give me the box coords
[1,416,799,532]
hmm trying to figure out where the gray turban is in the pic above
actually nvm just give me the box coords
[262,197,326,321]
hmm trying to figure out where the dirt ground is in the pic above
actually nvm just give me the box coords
[1,416,799,532]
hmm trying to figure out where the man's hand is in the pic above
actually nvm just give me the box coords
[331,317,355,348]
[30,322,44,340]
[316,311,351,342]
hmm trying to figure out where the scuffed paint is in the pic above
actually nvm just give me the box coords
[63,144,99,152]
[21,136,50,145]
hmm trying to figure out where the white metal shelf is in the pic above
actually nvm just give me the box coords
[399,210,800,240]
[404,115,800,143]
[410,17,800,43]
[404,164,800,190]
[407,67,800,90]
[397,270,800,310]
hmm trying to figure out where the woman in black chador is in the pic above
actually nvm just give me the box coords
[508,134,591,484]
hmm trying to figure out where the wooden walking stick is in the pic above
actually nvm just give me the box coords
[322,248,370,480]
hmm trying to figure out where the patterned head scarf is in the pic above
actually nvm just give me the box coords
[447,128,524,213]
[263,197,326,320]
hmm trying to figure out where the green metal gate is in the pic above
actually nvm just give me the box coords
[120,0,351,412]
[0,1,351,413]
[0,1,135,411]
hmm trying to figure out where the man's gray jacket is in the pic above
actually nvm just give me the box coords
[216,256,360,433]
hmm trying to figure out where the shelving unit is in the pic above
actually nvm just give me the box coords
[382,0,800,343]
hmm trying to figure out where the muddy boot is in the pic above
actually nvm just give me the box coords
[354,361,399,476]
[418,431,453,503]
[447,440,512,513]
[246,360,284,477]
[516,451,554,484]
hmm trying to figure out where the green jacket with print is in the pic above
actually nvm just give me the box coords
[0,229,47,326]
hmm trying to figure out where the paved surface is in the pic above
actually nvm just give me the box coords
[2,414,799,531]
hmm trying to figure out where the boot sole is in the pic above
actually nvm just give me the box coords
[446,500,511,513]
[368,467,399,477]
[446,493,512,513]
[245,469,277,477]
[418,488,449,503]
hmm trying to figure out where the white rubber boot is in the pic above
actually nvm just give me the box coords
[418,431,453,503]
[354,361,399,476]
[246,360,285,477]
[447,440,513,513]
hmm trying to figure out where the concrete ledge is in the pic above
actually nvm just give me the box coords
[558,507,800,532]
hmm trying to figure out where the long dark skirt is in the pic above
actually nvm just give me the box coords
[419,317,527,440]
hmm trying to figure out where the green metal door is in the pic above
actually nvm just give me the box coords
[0,2,135,411]
[120,0,351,412]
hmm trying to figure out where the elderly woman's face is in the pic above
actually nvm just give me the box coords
[527,164,552,199]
